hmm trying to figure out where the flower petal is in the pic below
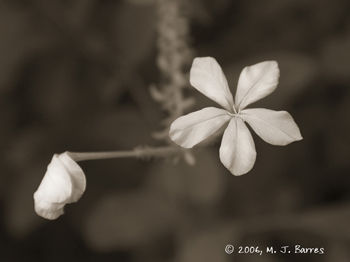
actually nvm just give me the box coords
[33,152,86,220]
[235,61,279,110]
[34,154,74,204]
[59,152,86,202]
[33,199,65,220]
[241,108,303,146]
[169,107,231,148]
[190,57,234,111]
[219,117,256,176]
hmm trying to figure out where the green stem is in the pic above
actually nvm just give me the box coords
[67,146,182,162]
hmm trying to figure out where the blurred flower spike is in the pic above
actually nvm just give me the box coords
[169,57,303,176]
[33,152,86,220]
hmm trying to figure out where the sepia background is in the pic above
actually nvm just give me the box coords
[1,0,350,261]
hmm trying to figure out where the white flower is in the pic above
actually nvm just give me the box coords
[169,57,303,176]
[33,152,86,220]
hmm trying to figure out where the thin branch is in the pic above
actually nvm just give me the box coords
[68,146,182,162]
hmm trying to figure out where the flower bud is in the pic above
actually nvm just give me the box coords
[33,152,86,220]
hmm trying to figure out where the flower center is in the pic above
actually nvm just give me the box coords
[227,112,243,120]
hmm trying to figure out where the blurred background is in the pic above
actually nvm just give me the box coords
[1,0,350,261]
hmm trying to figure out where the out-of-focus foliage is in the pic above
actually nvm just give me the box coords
[1,0,350,261]
[146,149,226,207]
[84,191,181,252]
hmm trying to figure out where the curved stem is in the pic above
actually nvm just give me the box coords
[67,146,182,162]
